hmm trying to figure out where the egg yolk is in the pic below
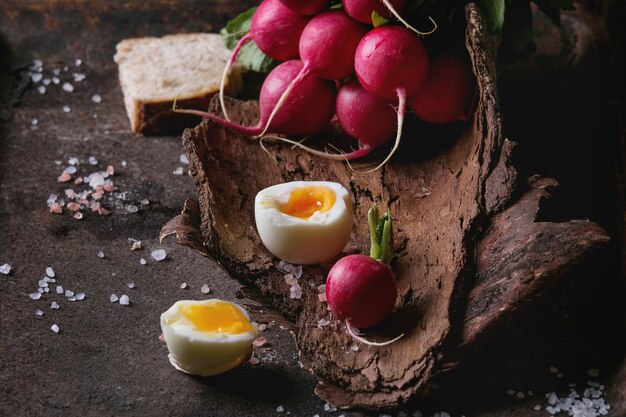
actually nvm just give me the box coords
[180,302,253,334]
[280,186,336,219]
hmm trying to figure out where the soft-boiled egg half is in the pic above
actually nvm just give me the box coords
[254,181,353,265]
[160,299,258,376]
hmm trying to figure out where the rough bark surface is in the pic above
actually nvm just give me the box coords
[164,5,610,411]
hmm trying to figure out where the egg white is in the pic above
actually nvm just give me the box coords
[254,181,353,265]
[160,299,258,377]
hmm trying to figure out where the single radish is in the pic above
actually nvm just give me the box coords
[343,0,437,36]
[336,80,397,151]
[178,60,337,137]
[326,206,403,346]
[408,53,477,124]
[278,0,330,15]
[260,10,368,136]
[350,25,429,170]
[219,0,311,120]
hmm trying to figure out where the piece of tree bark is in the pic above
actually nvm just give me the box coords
[161,4,609,411]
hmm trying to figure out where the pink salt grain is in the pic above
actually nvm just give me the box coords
[74,177,83,185]
[106,165,115,175]
[103,183,116,193]
[58,172,72,182]
[92,192,103,200]
[67,202,81,212]
[50,203,63,214]
[253,337,268,347]
[98,208,110,216]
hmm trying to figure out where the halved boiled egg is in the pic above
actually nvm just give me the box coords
[160,299,258,376]
[254,181,353,265]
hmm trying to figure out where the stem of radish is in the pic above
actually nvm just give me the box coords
[367,205,392,264]
[220,33,252,122]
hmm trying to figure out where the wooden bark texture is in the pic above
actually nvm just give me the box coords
[160,4,610,411]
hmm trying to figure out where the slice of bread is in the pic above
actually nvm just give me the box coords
[114,33,243,135]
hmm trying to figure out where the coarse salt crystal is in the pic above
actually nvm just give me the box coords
[126,204,138,213]
[43,78,51,85]
[65,166,77,174]
[151,249,166,261]
[51,324,60,333]
[52,76,60,84]
[89,156,98,165]
[110,294,119,303]
[56,286,64,294]
[37,86,46,94]
[29,292,42,300]
[75,59,82,66]
[119,295,130,305]
[317,319,330,328]
[35,309,44,317]
[276,406,284,413]
[173,167,184,175]
[50,203,63,214]
[62,82,74,92]
[53,68,61,76]
[37,287,44,293]
[51,301,60,309]
[73,212,83,220]
[0,263,11,275]
[91,94,102,103]
[533,404,541,411]
[127,282,135,289]
[62,105,71,113]
[97,251,105,258]
[58,171,72,182]
[201,284,211,294]
[140,258,147,265]
[129,238,142,251]
[323,404,337,412]
[38,279,48,288]
[507,389,516,395]
[31,73,43,83]
[75,293,85,300]
[180,283,187,289]
[180,154,189,164]
[44,287,50,293]
[73,73,86,82]
[65,290,74,297]
[350,344,359,352]
[253,337,267,347]
[516,392,525,399]
[89,173,105,188]
[550,366,559,374]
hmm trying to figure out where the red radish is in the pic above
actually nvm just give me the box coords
[260,10,367,136]
[219,0,310,120]
[278,0,330,15]
[408,53,477,124]
[326,206,403,346]
[336,80,397,151]
[179,60,336,137]
[347,25,429,170]
[343,0,407,24]
[343,0,437,36]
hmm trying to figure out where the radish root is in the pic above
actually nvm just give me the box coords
[346,320,404,347]
[382,0,437,36]
[220,33,252,122]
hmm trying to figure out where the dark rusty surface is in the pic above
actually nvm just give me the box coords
[0,1,625,417]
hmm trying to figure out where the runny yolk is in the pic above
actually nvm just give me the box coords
[280,186,336,219]
[181,302,253,334]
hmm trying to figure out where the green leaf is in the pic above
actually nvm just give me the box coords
[371,10,391,27]
[476,0,505,34]
[220,7,278,73]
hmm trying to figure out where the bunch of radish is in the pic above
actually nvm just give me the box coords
[179,0,476,170]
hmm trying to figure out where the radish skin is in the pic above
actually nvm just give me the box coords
[343,0,407,24]
[278,0,330,15]
[179,60,337,137]
[408,53,477,124]
[219,0,310,120]
[260,10,367,136]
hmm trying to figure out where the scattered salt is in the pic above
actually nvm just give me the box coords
[516,391,525,399]
[75,59,82,66]
[276,406,284,413]
[180,154,189,164]
[31,73,43,83]
[75,293,85,300]
[140,258,147,265]
[119,295,130,305]
[37,287,44,293]
[65,290,74,297]
[52,76,60,84]
[62,105,71,113]
[127,283,135,289]
[51,301,60,309]
[180,283,188,289]
[51,324,60,333]
[35,309,44,317]
[350,344,359,352]
[173,167,184,175]
[65,166,77,174]
[0,263,11,275]
[29,292,42,300]
[37,85,46,94]
[323,404,337,412]
[52,68,61,76]
[151,249,166,262]
[289,282,302,299]
[46,267,55,277]
[97,251,105,258]
[56,286,64,294]
[43,78,51,85]
[88,173,105,188]
[201,284,211,294]
[88,156,98,165]
[38,279,48,287]
[58,171,72,182]
[533,404,541,411]
[317,319,330,329]
[91,94,102,104]
[129,238,142,251]
[73,73,86,82]
[110,294,119,303]
[507,389,516,395]
[62,82,74,92]
[125,204,138,213]
[253,337,267,347]
[550,366,559,374]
